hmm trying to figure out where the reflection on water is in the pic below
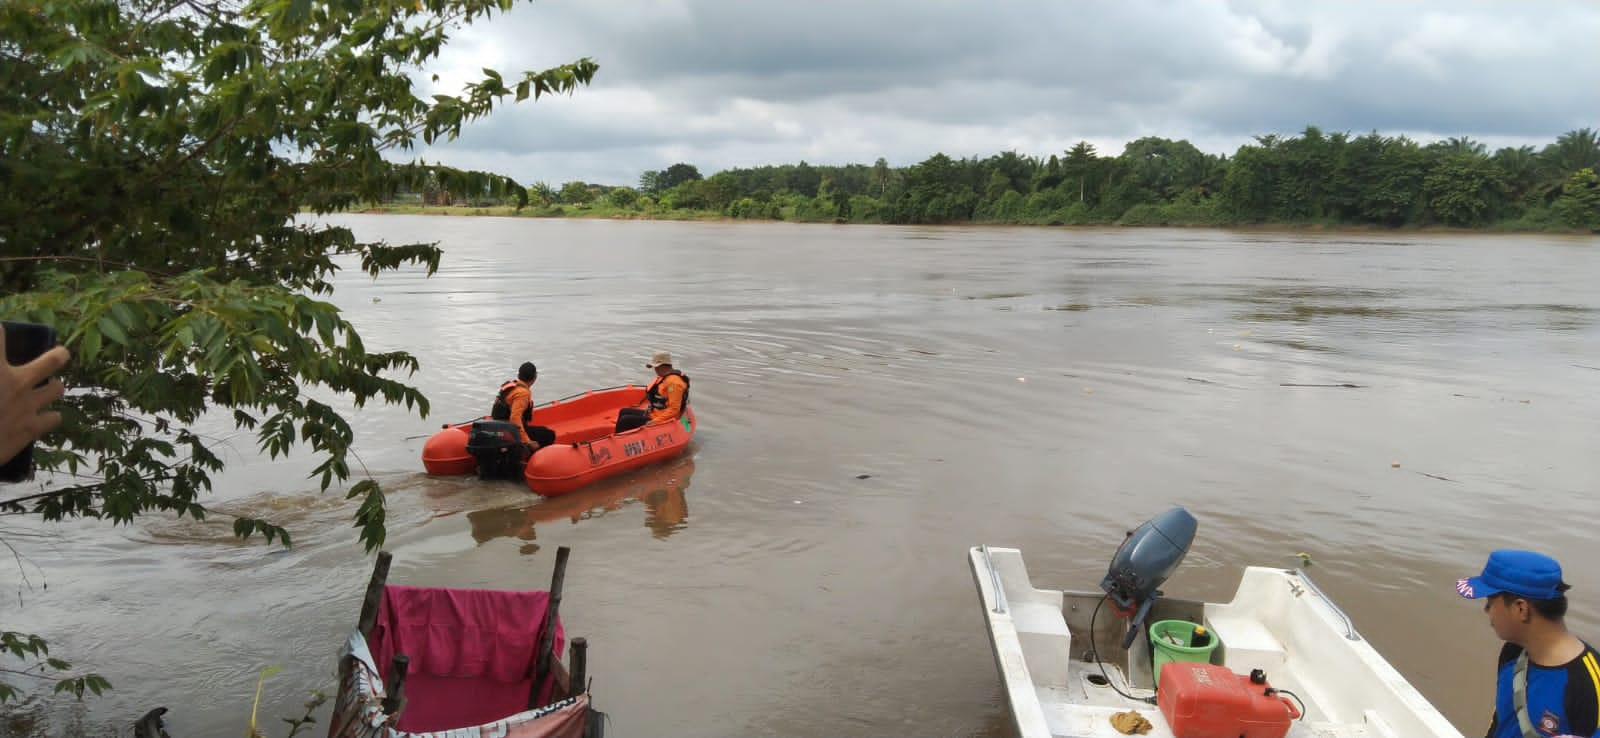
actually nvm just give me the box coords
[466,454,696,548]
[641,482,690,539]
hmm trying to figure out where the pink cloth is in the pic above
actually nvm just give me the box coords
[369,585,566,734]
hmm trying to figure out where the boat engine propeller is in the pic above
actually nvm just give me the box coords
[1099,506,1198,649]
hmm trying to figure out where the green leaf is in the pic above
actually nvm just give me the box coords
[96,314,128,346]
[79,327,102,364]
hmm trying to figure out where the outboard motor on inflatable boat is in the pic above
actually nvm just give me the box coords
[464,420,526,480]
[1099,506,1198,648]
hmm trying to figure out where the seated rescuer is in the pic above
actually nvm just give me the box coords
[614,351,690,434]
[1456,549,1599,738]
[492,362,556,449]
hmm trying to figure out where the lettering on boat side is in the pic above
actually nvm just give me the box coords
[591,433,678,466]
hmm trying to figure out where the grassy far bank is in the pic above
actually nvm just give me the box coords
[353,126,1600,234]
[350,197,1592,234]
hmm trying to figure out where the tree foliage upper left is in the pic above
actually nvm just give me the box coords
[0,0,595,701]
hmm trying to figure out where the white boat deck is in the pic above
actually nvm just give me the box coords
[969,546,1464,738]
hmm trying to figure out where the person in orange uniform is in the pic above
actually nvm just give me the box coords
[614,351,690,433]
[492,362,556,449]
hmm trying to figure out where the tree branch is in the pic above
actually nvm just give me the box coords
[0,476,172,511]
[0,255,175,278]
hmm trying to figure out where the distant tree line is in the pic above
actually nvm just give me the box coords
[502,127,1600,232]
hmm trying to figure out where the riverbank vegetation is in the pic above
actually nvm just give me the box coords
[384,129,1600,233]
[1,0,595,716]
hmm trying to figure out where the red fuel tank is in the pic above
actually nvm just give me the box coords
[1157,662,1301,738]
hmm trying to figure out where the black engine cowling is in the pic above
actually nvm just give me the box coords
[464,420,527,480]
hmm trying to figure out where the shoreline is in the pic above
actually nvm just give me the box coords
[340,205,1595,236]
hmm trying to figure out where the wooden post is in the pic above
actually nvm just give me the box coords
[530,546,570,708]
[569,637,588,697]
[331,551,392,738]
[357,551,394,640]
[382,654,410,716]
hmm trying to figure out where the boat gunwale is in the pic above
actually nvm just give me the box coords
[967,545,1466,738]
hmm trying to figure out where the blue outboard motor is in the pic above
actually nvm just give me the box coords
[1099,506,1198,649]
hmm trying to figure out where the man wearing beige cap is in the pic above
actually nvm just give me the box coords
[615,350,691,433]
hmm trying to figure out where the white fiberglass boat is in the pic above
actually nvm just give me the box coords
[968,508,1464,738]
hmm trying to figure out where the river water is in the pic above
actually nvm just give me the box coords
[2,218,1597,737]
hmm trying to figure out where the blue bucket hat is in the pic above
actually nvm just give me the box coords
[1456,550,1565,600]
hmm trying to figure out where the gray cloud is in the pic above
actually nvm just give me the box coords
[410,0,1600,186]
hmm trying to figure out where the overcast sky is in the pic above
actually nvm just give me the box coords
[411,0,1600,188]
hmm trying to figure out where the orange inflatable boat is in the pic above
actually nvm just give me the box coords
[420,385,697,497]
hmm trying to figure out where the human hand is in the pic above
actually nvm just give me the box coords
[0,324,70,466]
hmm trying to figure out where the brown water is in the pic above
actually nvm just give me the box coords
[3,219,1598,738]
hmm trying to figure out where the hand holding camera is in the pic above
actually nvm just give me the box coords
[1,321,71,483]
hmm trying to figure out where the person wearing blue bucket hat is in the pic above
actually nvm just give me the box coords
[1457,550,1599,738]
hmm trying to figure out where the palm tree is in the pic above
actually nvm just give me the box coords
[1432,136,1487,157]
[1492,146,1541,204]
[1063,142,1097,203]
[1541,128,1600,177]
[872,157,891,197]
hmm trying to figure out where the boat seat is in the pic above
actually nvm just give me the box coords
[1011,601,1072,688]
[1205,613,1288,677]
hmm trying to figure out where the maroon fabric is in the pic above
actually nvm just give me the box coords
[369,585,565,733]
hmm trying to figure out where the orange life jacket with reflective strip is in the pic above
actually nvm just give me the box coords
[491,380,532,426]
[646,371,690,416]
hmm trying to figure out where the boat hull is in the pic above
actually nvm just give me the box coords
[967,545,1465,738]
[525,409,695,496]
[420,419,480,475]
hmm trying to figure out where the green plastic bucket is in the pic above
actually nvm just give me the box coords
[1149,619,1220,685]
